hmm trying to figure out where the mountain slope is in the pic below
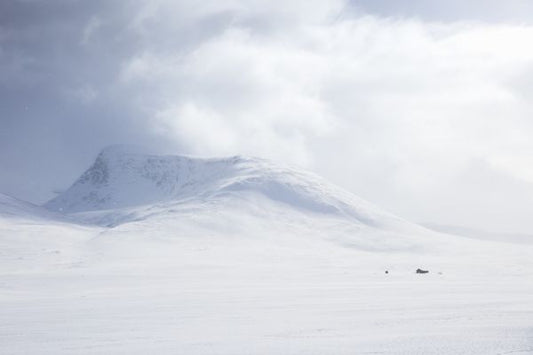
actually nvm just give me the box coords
[0,192,63,221]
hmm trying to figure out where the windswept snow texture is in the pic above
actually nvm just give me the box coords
[2,147,533,354]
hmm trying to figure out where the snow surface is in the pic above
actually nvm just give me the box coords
[2,147,533,354]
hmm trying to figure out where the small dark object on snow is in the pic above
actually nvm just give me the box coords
[385,270,389,274]
[416,268,429,274]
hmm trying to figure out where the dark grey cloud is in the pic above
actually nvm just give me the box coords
[0,0,181,201]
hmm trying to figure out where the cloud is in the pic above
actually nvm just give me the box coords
[2,0,533,232]
[351,0,533,23]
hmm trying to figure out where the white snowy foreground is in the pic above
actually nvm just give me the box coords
[1,147,533,354]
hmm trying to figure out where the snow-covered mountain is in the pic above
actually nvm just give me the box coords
[44,146,419,233]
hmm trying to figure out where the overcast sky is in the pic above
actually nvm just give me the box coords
[2,0,533,233]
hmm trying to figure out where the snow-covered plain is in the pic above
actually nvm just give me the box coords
[2,147,533,354]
